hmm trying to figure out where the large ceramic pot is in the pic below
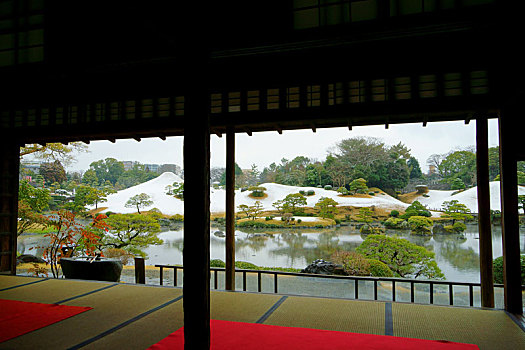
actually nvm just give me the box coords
[60,257,123,282]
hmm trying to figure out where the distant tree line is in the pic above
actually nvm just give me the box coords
[427,146,525,189]
[212,137,424,194]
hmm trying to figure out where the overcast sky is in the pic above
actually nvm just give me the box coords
[64,119,500,173]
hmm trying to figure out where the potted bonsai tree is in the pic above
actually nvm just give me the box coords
[37,210,123,282]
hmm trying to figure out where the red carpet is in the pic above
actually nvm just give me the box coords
[0,299,92,343]
[149,320,479,349]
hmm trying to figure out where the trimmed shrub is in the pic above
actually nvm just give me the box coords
[408,216,433,235]
[390,210,399,217]
[235,261,258,270]
[210,259,225,267]
[297,219,302,223]
[306,190,315,196]
[400,201,431,219]
[384,217,406,229]
[368,192,375,196]
[448,221,467,233]
[360,225,384,234]
[299,190,306,195]
[337,187,349,195]
[324,185,333,190]
[170,214,184,222]
[331,251,370,276]
[493,255,525,284]
[265,216,272,221]
[248,186,267,197]
[368,259,394,277]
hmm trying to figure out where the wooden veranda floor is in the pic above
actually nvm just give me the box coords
[1,276,524,349]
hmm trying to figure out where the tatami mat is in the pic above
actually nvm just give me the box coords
[1,281,182,349]
[1,275,524,350]
[263,296,386,335]
[393,303,525,349]
[80,294,184,350]
[211,291,282,323]
[0,276,47,290]
[0,278,114,304]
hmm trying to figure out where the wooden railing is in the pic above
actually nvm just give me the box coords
[155,264,524,308]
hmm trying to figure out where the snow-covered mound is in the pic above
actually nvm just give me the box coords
[96,172,184,214]
[228,183,409,213]
[416,181,525,213]
[97,174,410,215]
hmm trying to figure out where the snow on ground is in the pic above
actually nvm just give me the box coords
[414,181,525,213]
[93,172,184,214]
[97,172,410,215]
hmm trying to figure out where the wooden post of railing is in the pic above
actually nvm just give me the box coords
[134,257,145,284]
[392,281,396,302]
[225,128,236,291]
[159,266,164,286]
[476,114,495,308]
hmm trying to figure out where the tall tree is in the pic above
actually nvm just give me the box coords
[18,180,51,235]
[82,169,99,187]
[89,158,125,185]
[407,157,423,179]
[39,160,67,185]
[219,162,244,187]
[438,150,476,186]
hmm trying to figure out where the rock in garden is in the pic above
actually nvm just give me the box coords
[16,254,45,265]
[302,259,345,275]
[214,231,226,237]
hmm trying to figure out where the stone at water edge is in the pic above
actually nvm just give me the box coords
[302,259,345,275]
[214,231,225,237]
[16,254,45,265]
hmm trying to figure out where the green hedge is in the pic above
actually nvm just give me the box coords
[493,255,525,284]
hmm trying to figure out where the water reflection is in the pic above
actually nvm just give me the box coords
[17,223,525,283]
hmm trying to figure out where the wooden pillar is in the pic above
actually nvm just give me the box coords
[476,115,494,308]
[179,12,211,348]
[225,128,236,290]
[0,138,20,275]
[498,110,523,314]
[183,88,211,348]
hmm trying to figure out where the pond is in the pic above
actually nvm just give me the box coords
[19,223,524,283]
